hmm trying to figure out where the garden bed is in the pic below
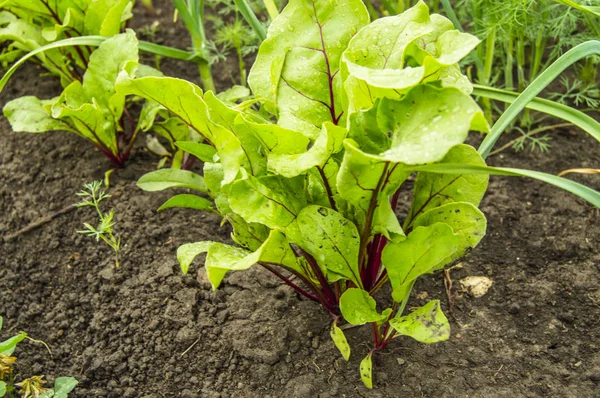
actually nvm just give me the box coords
[1,2,599,397]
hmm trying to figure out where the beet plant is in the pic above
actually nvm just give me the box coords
[0,0,134,85]
[121,0,599,387]
[2,31,157,169]
[0,1,202,171]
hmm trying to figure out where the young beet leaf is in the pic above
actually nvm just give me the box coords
[3,31,150,168]
[123,0,599,388]
[0,0,134,86]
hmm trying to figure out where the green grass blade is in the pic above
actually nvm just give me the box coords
[552,0,600,17]
[401,163,600,208]
[173,0,202,40]
[234,0,267,42]
[473,85,600,143]
[478,40,600,159]
[439,0,463,31]
[0,35,202,94]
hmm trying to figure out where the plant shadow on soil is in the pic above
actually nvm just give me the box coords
[0,2,599,397]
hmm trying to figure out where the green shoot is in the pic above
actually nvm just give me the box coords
[76,181,121,268]
[215,19,257,86]
[141,0,158,15]
[172,0,216,92]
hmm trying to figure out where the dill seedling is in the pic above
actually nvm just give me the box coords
[76,181,121,268]
[215,19,258,86]
[550,76,600,109]
[511,127,553,153]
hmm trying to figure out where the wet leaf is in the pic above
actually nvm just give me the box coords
[249,0,369,133]
[412,202,487,266]
[339,288,387,325]
[389,300,450,344]
[360,353,373,389]
[297,206,361,284]
[406,144,488,227]
[330,323,351,361]
[383,223,462,302]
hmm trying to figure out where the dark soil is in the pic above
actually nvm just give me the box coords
[1,2,599,397]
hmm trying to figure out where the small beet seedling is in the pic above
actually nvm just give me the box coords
[76,180,121,268]
[125,0,600,388]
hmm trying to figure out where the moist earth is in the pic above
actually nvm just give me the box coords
[0,2,599,397]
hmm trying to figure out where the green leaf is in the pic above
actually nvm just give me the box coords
[478,40,600,159]
[229,174,306,235]
[413,202,487,265]
[297,206,361,285]
[0,20,45,51]
[307,159,340,207]
[217,85,251,102]
[375,86,487,165]
[389,300,450,343]
[552,0,600,17]
[339,288,387,325]
[157,194,215,212]
[360,353,373,389]
[152,118,192,148]
[0,381,5,397]
[267,123,346,178]
[0,332,27,355]
[52,377,79,398]
[400,163,600,208]
[233,0,267,41]
[472,85,600,144]
[330,323,351,361]
[137,169,207,193]
[383,223,461,302]
[175,141,217,163]
[372,198,405,242]
[210,230,299,289]
[248,0,369,132]
[228,213,270,252]
[177,241,214,275]
[341,2,479,113]
[3,96,77,134]
[116,75,254,183]
[336,139,409,232]
[405,144,488,228]
[47,31,139,153]
[0,36,199,94]
[243,117,311,156]
[203,162,225,196]
[177,231,297,289]
[84,0,133,36]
